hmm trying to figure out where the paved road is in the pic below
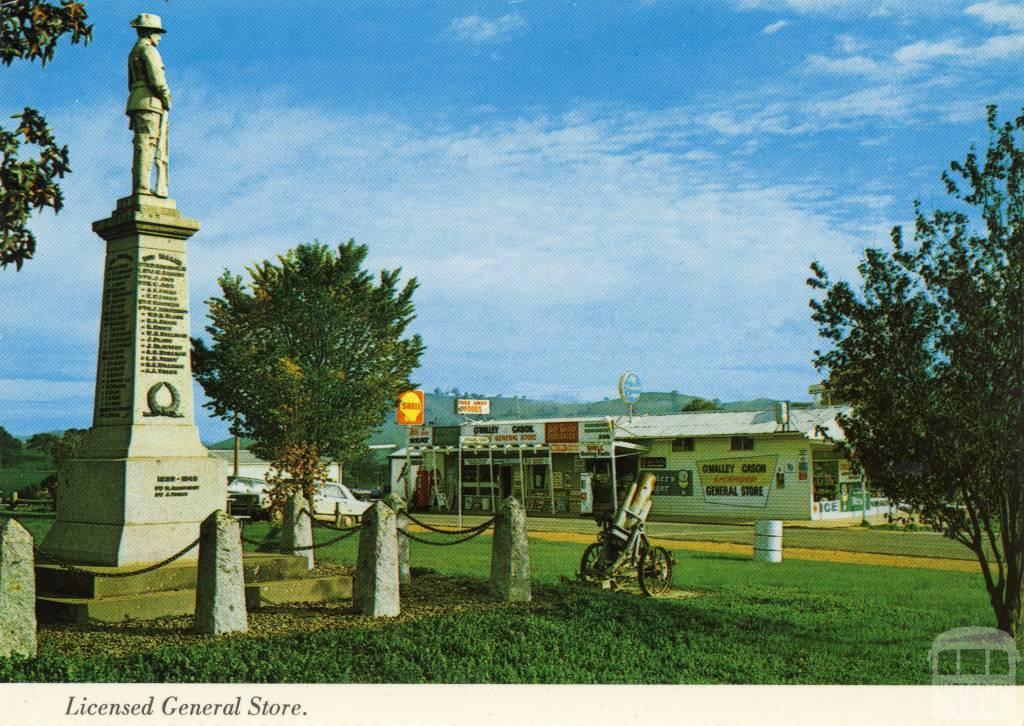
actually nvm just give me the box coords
[411,512,979,562]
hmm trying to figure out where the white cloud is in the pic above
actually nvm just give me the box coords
[966,1,1024,29]
[835,33,867,53]
[804,84,916,120]
[734,0,959,16]
[447,14,526,43]
[894,33,1024,64]
[762,20,790,34]
[5,94,866,424]
[893,38,965,63]
[805,53,882,75]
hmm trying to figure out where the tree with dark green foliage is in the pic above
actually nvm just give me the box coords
[26,431,59,453]
[25,427,83,497]
[0,426,21,467]
[808,106,1023,639]
[192,241,424,504]
[1,1,92,269]
[682,397,721,412]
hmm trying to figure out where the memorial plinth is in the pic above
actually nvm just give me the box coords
[40,194,226,566]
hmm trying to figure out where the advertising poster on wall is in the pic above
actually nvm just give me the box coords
[407,426,432,447]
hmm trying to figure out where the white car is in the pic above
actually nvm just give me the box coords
[313,483,372,525]
[227,477,370,524]
[226,477,272,518]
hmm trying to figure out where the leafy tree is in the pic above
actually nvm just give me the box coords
[50,427,84,469]
[808,107,1023,639]
[1,1,91,269]
[192,241,424,506]
[682,397,721,412]
[0,426,22,467]
[29,427,84,498]
[26,431,59,453]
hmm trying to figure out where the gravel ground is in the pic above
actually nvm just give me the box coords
[36,566,564,660]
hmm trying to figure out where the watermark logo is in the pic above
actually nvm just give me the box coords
[929,626,1021,722]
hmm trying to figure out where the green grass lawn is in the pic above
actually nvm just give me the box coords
[0,449,55,497]
[2,515,1017,684]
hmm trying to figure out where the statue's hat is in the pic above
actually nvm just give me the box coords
[129,13,166,33]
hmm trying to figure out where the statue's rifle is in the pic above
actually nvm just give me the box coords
[155,104,169,194]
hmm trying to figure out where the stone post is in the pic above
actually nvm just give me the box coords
[353,501,399,617]
[194,511,247,635]
[490,496,531,602]
[282,491,314,570]
[383,494,411,585]
[0,519,37,658]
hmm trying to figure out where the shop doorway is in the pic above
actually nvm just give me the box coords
[496,465,513,499]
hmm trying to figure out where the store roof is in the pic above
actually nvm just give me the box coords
[610,406,850,441]
[388,406,850,457]
[209,449,266,466]
[209,449,341,466]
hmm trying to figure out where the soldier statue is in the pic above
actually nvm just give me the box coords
[126,13,172,197]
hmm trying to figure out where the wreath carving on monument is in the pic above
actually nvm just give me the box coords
[144,381,183,418]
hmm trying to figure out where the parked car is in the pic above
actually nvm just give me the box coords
[349,486,383,502]
[313,483,372,525]
[226,476,271,518]
[226,477,371,525]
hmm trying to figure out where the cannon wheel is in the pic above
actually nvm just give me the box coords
[580,542,603,578]
[638,545,673,596]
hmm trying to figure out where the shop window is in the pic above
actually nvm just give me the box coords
[672,437,695,452]
[730,436,754,451]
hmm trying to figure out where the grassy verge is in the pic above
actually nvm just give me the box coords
[0,449,55,497]
[2,516,1014,684]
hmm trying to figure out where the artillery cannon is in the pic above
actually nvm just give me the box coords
[578,472,674,596]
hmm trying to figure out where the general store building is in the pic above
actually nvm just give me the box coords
[390,405,888,521]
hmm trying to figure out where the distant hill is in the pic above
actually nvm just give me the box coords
[208,391,811,450]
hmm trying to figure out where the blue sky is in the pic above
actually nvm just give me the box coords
[2,0,1021,440]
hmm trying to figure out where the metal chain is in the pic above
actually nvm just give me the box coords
[404,511,497,535]
[32,537,200,578]
[281,527,361,551]
[301,508,363,532]
[399,524,492,547]
[240,517,361,552]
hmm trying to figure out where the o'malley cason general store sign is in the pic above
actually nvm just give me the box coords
[698,455,778,508]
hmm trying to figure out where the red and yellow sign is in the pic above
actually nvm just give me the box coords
[396,390,425,425]
[545,421,579,444]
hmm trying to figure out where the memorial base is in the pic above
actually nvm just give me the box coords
[36,553,353,623]
[41,453,226,567]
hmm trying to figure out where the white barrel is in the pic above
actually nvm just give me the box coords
[753,520,783,563]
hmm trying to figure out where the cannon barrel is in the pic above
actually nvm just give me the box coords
[606,472,657,559]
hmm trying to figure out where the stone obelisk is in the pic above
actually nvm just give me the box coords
[41,14,225,566]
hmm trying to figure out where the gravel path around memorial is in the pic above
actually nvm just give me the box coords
[35,566,563,660]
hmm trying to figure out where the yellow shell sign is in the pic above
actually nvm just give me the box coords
[396,390,425,426]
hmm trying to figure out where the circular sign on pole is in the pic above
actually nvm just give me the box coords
[618,371,641,404]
